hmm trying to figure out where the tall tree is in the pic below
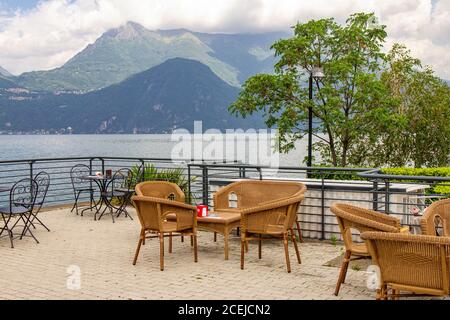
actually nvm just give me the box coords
[230,13,394,167]
[374,44,450,168]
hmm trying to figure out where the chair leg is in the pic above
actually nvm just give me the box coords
[181,235,184,243]
[159,233,165,271]
[283,234,291,273]
[258,235,262,260]
[193,234,198,263]
[133,236,143,266]
[8,229,14,248]
[169,233,173,254]
[190,235,193,247]
[334,250,351,296]
[291,229,301,264]
[240,240,246,270]
[296,219,304,243]
[74,191,81,215]
[1,214,14,248]
[214,232,217,242]
[224,234,229,261]
[29,214,50,232]
[70,201,76,213]
[392,289,400,300]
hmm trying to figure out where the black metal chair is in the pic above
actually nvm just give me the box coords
[23,171,51,234]
[0,178,39,248]
[70,164,96,216]
[99,168,134,222]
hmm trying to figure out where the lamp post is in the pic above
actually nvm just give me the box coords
[307,66,325,168]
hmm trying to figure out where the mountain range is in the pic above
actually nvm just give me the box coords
[11,22,286,92]
[0,22,288,133]
[0,66,12,78]
[0,58,265,133]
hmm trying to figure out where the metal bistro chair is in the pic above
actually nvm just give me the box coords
[70,164,96,216]
[20,172,51,238]
[0,178,39,248]
[100,168,135,222]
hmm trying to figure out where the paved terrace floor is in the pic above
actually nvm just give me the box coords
[1,208,378,300]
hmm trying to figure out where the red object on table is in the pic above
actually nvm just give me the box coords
[197,205,209,218]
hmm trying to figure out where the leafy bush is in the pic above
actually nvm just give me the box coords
[131,164,196,202]
[381,167,450,195]
[381,167,450,177]
[310,166,450,195]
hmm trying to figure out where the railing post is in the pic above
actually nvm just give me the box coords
[202,166,209,206]
[187,164,192,204]
[101,158,105,175]
[385,180,390,214]
[29,161,34,180]
[321,171,325,240]
[372,180,379,211]
[89,158,93,175]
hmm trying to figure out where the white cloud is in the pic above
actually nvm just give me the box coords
[0,0,449,79]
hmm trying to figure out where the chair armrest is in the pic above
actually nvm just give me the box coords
[240,195,304,216]
[132,195,197,211]
[359,208,401,228]
[132,196,197,230]
[349,214,401,233]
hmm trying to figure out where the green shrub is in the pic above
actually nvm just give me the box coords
[131,164,196,202]
[381,167,450,177]
[310,166,450,196]
[381,167,450,195]
[308,164,367,181]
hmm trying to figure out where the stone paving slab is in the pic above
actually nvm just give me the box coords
[1,208,377,300]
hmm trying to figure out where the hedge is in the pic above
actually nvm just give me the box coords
[381,167,450,195]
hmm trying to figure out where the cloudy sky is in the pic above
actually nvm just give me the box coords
[0,0,449,79]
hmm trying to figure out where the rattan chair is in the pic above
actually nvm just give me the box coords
[214,180,307,273]
[132,181,198,271]
[330,203,407,296]
[214,179,306,242]
[361,231,450,299]
[420,198,450,236]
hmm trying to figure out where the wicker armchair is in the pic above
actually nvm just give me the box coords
[330,203,407,296]
[132,181,198,271]
[361,231,450,299]
[214,179,307,242]
[214,180,307,273]
[420,198,450,236]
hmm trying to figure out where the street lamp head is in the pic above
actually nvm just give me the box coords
[312,66,325,79]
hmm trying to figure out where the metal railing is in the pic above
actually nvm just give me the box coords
[1,157,449,240]
[0,156,193,209]
[187,163,450,240]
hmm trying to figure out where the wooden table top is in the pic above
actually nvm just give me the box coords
[198,211,241,224]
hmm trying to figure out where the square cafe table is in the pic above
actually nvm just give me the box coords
[197,211,241,260]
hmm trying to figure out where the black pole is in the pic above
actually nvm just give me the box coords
[308,74,313,169]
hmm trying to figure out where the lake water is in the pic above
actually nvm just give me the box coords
[0,134,308,167]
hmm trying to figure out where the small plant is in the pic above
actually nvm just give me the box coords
[352,265,362,272]
[131,164,196,203]
[330,234,339,247]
